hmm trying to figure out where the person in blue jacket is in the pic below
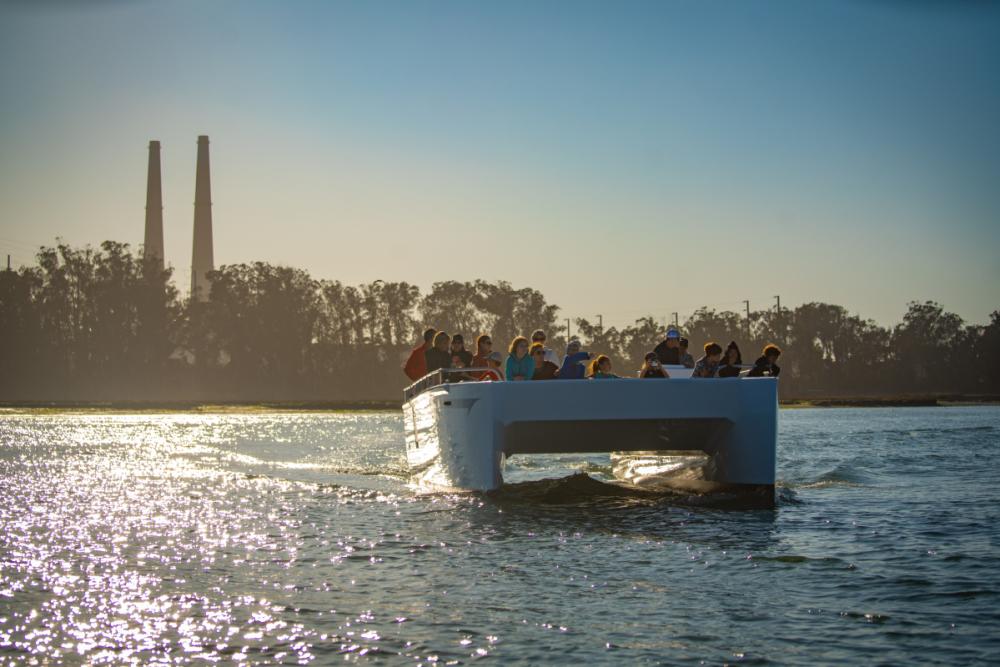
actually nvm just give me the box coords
[505,336,535,381]
[557,339,591,379]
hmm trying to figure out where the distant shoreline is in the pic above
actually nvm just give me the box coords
[1,395,998,414]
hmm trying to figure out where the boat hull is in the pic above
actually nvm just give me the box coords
[403,378,778,494]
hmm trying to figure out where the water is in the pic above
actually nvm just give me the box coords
[1,406,998,665]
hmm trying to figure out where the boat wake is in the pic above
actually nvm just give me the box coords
[490,472,777,509]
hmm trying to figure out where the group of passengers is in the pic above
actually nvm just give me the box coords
[403,326,781,383]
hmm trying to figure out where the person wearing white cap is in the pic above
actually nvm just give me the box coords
[653,328,682,365]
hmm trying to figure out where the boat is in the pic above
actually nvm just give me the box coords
[402,367,777,503]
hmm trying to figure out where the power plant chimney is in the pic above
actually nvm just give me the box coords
[143,140,164,271]
[190,135,214,301]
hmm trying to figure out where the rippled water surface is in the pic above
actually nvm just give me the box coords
[1,406,998,664]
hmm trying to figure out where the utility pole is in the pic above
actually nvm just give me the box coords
[5,255,9,271]
[743,300,751,340]
[597,314,603,337]
[774,295,783,343]
[566,318,572,341]
[671,312,679,329]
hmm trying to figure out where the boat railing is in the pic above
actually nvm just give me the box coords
[403,364,772,401]
[404,367,502,401]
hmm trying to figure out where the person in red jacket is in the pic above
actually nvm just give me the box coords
[404,328,436,381]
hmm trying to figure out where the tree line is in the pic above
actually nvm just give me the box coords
[1,240,997,401]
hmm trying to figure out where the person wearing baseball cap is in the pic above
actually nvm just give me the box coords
[653,328,682,365]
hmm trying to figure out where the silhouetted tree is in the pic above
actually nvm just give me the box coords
[2,239,997,402]
[893,301,965,392]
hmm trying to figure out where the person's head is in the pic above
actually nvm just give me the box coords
[509,336,530,358]
[704,341,723,362]
[589,354,611,375]
[665,329,680,348]
[762,344,782,361]
[531,329,547,345]
[566,339,582,355]
[725,341,742,364]
[433,331,450,351]
[529,342,546,363]
[422,328,436,347]
[475,334,492,356]
[450,334,465,352]
[451,354,466,368]
[679,337,689,353]
[643,351,660,369]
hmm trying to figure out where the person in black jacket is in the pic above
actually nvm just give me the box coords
[748,344,782,377]
[653,329,682,365]
[717,341,743,378]
[450,334,474,368]
[424,331,453,375]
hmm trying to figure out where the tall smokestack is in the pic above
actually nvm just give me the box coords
[191,135,214,301]
[143,140,164,271]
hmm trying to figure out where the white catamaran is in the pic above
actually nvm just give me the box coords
[402,367,778,502]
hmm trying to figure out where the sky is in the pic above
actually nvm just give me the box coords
[1,0,998,330]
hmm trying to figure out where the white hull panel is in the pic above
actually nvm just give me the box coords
[403,378,777,494]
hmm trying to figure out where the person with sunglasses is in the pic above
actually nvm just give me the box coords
[530,342,560,380]
[471,335,500,380]
[531,329,562,368]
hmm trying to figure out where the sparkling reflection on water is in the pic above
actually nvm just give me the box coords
[1,408,998,664]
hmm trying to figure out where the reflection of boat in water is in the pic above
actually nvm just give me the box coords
[403,367,778,505]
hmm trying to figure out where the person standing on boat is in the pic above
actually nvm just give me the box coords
[653,328,682,365]
[678,337,696,369]
[717,341,743,378]
[425,331,453,375]
[748,344,782,377]
[693,342,724,378]
[530,343,560,379]
[557,339,591,379]
[639,352,670,378]
[531,329,562,367]
[505,336,535,381]
[404,328,436,381]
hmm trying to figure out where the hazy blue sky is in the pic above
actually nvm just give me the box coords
[1,0,998,330]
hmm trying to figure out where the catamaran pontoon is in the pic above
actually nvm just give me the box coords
[402,367,777,501]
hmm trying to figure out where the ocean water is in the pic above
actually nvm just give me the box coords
[0,406,998,665]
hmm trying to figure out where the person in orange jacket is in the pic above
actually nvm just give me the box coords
[404,328,436,381]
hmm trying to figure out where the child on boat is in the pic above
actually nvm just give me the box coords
[588,355,621,379]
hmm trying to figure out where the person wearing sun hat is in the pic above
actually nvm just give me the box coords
[653,328,682,365]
